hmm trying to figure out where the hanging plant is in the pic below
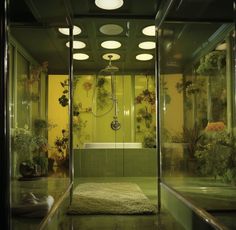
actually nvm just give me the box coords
[24,61,48,86]
[176,80,192,93]
[135,76,156,106]
[161,80,171,105]
[196,51,226,76]
[73,115,87,133]
[186,83,200,95]
[96,77,110,110]
[136,107,153,128]
[58,79,69,107]
[83,81,93,97]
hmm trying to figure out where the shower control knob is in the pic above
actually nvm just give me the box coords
[111,119,121,131]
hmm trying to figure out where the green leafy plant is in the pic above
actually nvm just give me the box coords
[136,107,153,128]
[33,118,54,135]
[135,89,155,105]
[143,126,156,148]
[196,50,226,76]
[12,127,49,177]
[96,77,110,110]
[53,129,69,168]
[176,80,193,93]
[58,79,69,107]
[33,155,48,176]
[172,123,202,159]
[195,130,235,181]
[143,134,156,148]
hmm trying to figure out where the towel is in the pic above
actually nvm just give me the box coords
[12,192,54,218]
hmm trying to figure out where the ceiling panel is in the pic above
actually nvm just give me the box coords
[9,0,233,74]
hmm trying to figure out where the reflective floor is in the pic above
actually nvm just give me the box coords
[57,177,184,230]
[11,176,236,229]
[11,176,184,230]
[58,211,184,230]
[164,177,236,210]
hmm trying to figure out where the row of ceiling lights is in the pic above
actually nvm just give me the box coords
[58,0,156,61]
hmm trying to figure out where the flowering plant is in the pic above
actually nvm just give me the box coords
[83,81,93,96]
[205,121,225,132]
[135,89,155,105]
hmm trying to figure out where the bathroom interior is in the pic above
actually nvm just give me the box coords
[4,0,236,229]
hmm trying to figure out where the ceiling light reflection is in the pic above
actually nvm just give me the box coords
[101,40,121,49]
[139,41,155,50]
[66,41,86,49]
[142,25,155,36]
[136,54,153,61]
[58,25,81,35]
[73,53,89,60]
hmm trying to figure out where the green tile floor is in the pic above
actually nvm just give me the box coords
[163,177,236,210]
[11,176,184,230]
[11,176,236,229]
[11,176,70,230]
[56,177,184,230]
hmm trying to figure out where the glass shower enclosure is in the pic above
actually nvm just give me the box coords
[159,1,236,229]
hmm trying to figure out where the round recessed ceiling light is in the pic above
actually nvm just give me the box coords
[136,54,153,61]
[73,53,89,60]
[66,41,86,49]
[138,41,156,50]
[142,25,155,36]
[95,0,123,10]
[101,40,121,49]
[58,25,81,35]
[100,24,123,35]
[102,53,120,60]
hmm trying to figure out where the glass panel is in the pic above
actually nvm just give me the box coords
[159,15,235,229]
[70,18,158,220]
[16,52,30,129]
[9,25,71,228]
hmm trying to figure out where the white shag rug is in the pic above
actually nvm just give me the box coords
[67,182,157,215]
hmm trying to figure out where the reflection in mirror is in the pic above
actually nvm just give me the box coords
[9,26,70,229]
[160,21,236,228]
[8,8,160,230]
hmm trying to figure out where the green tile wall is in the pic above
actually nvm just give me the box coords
[74,148,157,177]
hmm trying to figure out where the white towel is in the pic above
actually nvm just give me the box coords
[12,193,54,218]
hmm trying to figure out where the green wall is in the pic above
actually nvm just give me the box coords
[74,148,157,177]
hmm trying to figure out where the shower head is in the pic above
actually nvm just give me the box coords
[100,55,119,75]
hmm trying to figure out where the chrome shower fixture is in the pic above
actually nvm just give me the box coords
[111,116,121,131]
[101,55,119,75]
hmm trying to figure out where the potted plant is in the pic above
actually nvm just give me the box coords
[12,127,49,178]
[195,129,233,180]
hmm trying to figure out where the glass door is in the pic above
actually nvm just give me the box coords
[9,1,72,228]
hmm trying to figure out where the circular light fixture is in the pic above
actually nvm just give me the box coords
[95,0,123,10]
[58,25,81,35]
[73,53,89,60]
[100,24,123,35]
[138,41,156,50]
[101,40,121,49]
[136,54,153,61]
[102,53,120,60]
[66,41,86,49]
[142,25,155,36]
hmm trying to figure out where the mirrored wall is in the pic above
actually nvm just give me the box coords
[9,24,71,228]
[159,10,236,229]
[8,1,159,228]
